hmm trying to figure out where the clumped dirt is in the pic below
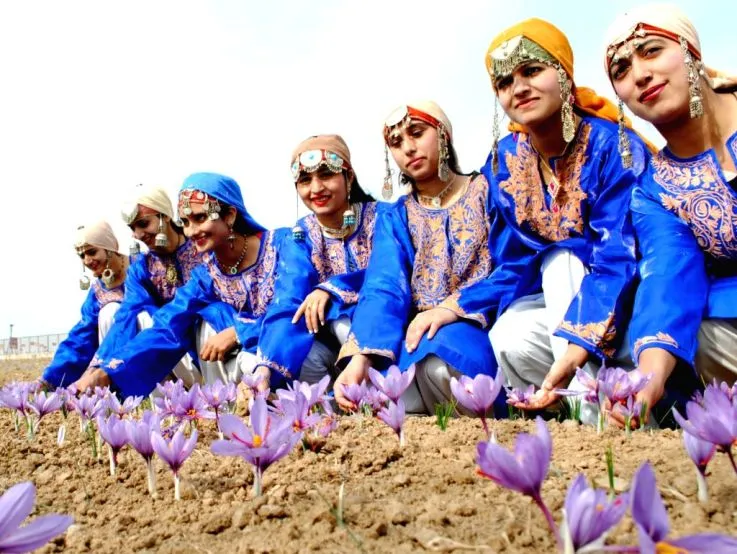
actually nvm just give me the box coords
[1,359,736,554]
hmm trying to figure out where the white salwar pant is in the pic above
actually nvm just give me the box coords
[97,303,121,343]
[401,356,473,416]
[696,319,737,386]
[489,249,632,425]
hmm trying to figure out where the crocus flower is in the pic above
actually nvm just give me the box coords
[199,380,237,424]
[560,474,628,553]
[240,372,268,399]
[152,380,186,417]
[377,399,406,447]
[151,428,198,501]
[0,482,73,553]
[597,366,650,404]
[279,393,321,434]
[631,462,737,553]
[211,397,301,496]
[476,417,560,548]
[362,386,388,415]
[368,364,415,403]
[97,416,129,476]
[612,395,644,434]
[340,382,368,412]
[683,431,717,504]
[673,383,737,451]
[126,411,161,496]
[26,391,63,437]
[505,384,536,406]
[170,384,214,425]
[105,394,143,418]
[277,375,330,409]
[73,394,105,429]
[450,372,503,438]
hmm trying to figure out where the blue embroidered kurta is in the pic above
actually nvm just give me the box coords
[629,132,737,365]
[481,117,648,358]
[257,202,379,378]
[90,239,211,369]
[42,281,125,387]
[338,174,516,377]
[104,229,284,397]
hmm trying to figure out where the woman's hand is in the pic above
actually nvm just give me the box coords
[333,354,371,412]
[200,327,239,362]
[293,289,332,334]
[405,308,458,353]
[75,368,111,392]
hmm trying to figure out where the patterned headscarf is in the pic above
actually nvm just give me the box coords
[383,100,453,141]
[486,18,624,130]
[603,3,737,90]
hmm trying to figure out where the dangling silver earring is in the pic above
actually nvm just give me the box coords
[491,100,500,175]
[437,129,450,182]
[342,180,356,229]
[129,242,141,256]
[679,37,703,118]
[617,98,633,169]
[155,214,169,248]
[227,224,235,249]
[382,144,394,200]
[79,260,90,290]
[292,191,305,241]
[101,253,115,287]
[558,67,576,143]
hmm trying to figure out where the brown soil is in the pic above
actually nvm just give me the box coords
[1,359,736,554]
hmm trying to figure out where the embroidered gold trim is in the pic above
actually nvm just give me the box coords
[633,332,680,361]
[319,281,359,305]
[557,311,617,357]
[499,122,591,242]
[337,333,395,364]
[438,292,487,327]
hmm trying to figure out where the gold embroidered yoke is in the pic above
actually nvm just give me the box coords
[406,174,493,324]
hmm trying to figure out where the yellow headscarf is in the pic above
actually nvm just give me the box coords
[486,18,623,132]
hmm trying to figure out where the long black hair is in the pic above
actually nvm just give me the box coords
[346,170,375,203]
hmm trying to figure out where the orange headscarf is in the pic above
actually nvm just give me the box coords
[486,18,623,133]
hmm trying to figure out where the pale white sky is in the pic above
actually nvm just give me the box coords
[0,0,732,337]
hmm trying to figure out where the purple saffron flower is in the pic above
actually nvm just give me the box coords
[362,386,388,414]
[97,416,129,476]
[598,367,650,404]
[73,394,105,429]
[279,392,321,434]
[377,399,406,447]
[561,474,629,552]
[450,372,502,437]
[673,384,737,454]
[631,462,737,553]
[170,384,214,424]
[277,375,330,409]
[199,381,237,416]
[0,385,28,416]
[340,382,368,412]
[683,431,717,504]
[476,417,560,547]
[504,384,536,406]
[368,364,415,403]
[240,372,268,399]
[151,428,198,501]
[211,397,301,496]
[556,367,600,404]
[0,482,73,553]
[26,391,63,420]
[105,394,143,418]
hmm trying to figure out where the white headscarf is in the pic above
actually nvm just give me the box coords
[74,220,119,253]
[121,184,175,224]
[604,3,737,90]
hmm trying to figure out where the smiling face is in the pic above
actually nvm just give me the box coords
[77,246,109,278]
[179,202,234,254]
[495,62,563,128]
[609,35,691,125]
[296,168,350,218]
[386,119,441,182]
[128,205,164,250]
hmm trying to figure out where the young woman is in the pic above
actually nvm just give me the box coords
[81,184,231,388]
[41,221,128,387]
[333,101,515,414]
[78,172,286,398]
[255,135,379,384]
[480,18,650,414]
[604,5,737,424]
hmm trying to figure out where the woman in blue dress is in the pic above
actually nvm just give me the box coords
[480,18,650,415]
[41,220,128,388]
[255,135,379,384]
[333,101,515,414]
[603,4,737,425]
[79,184,233,389]
[78,172,286,398]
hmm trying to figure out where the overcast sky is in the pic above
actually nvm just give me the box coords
[0,0,732,337]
